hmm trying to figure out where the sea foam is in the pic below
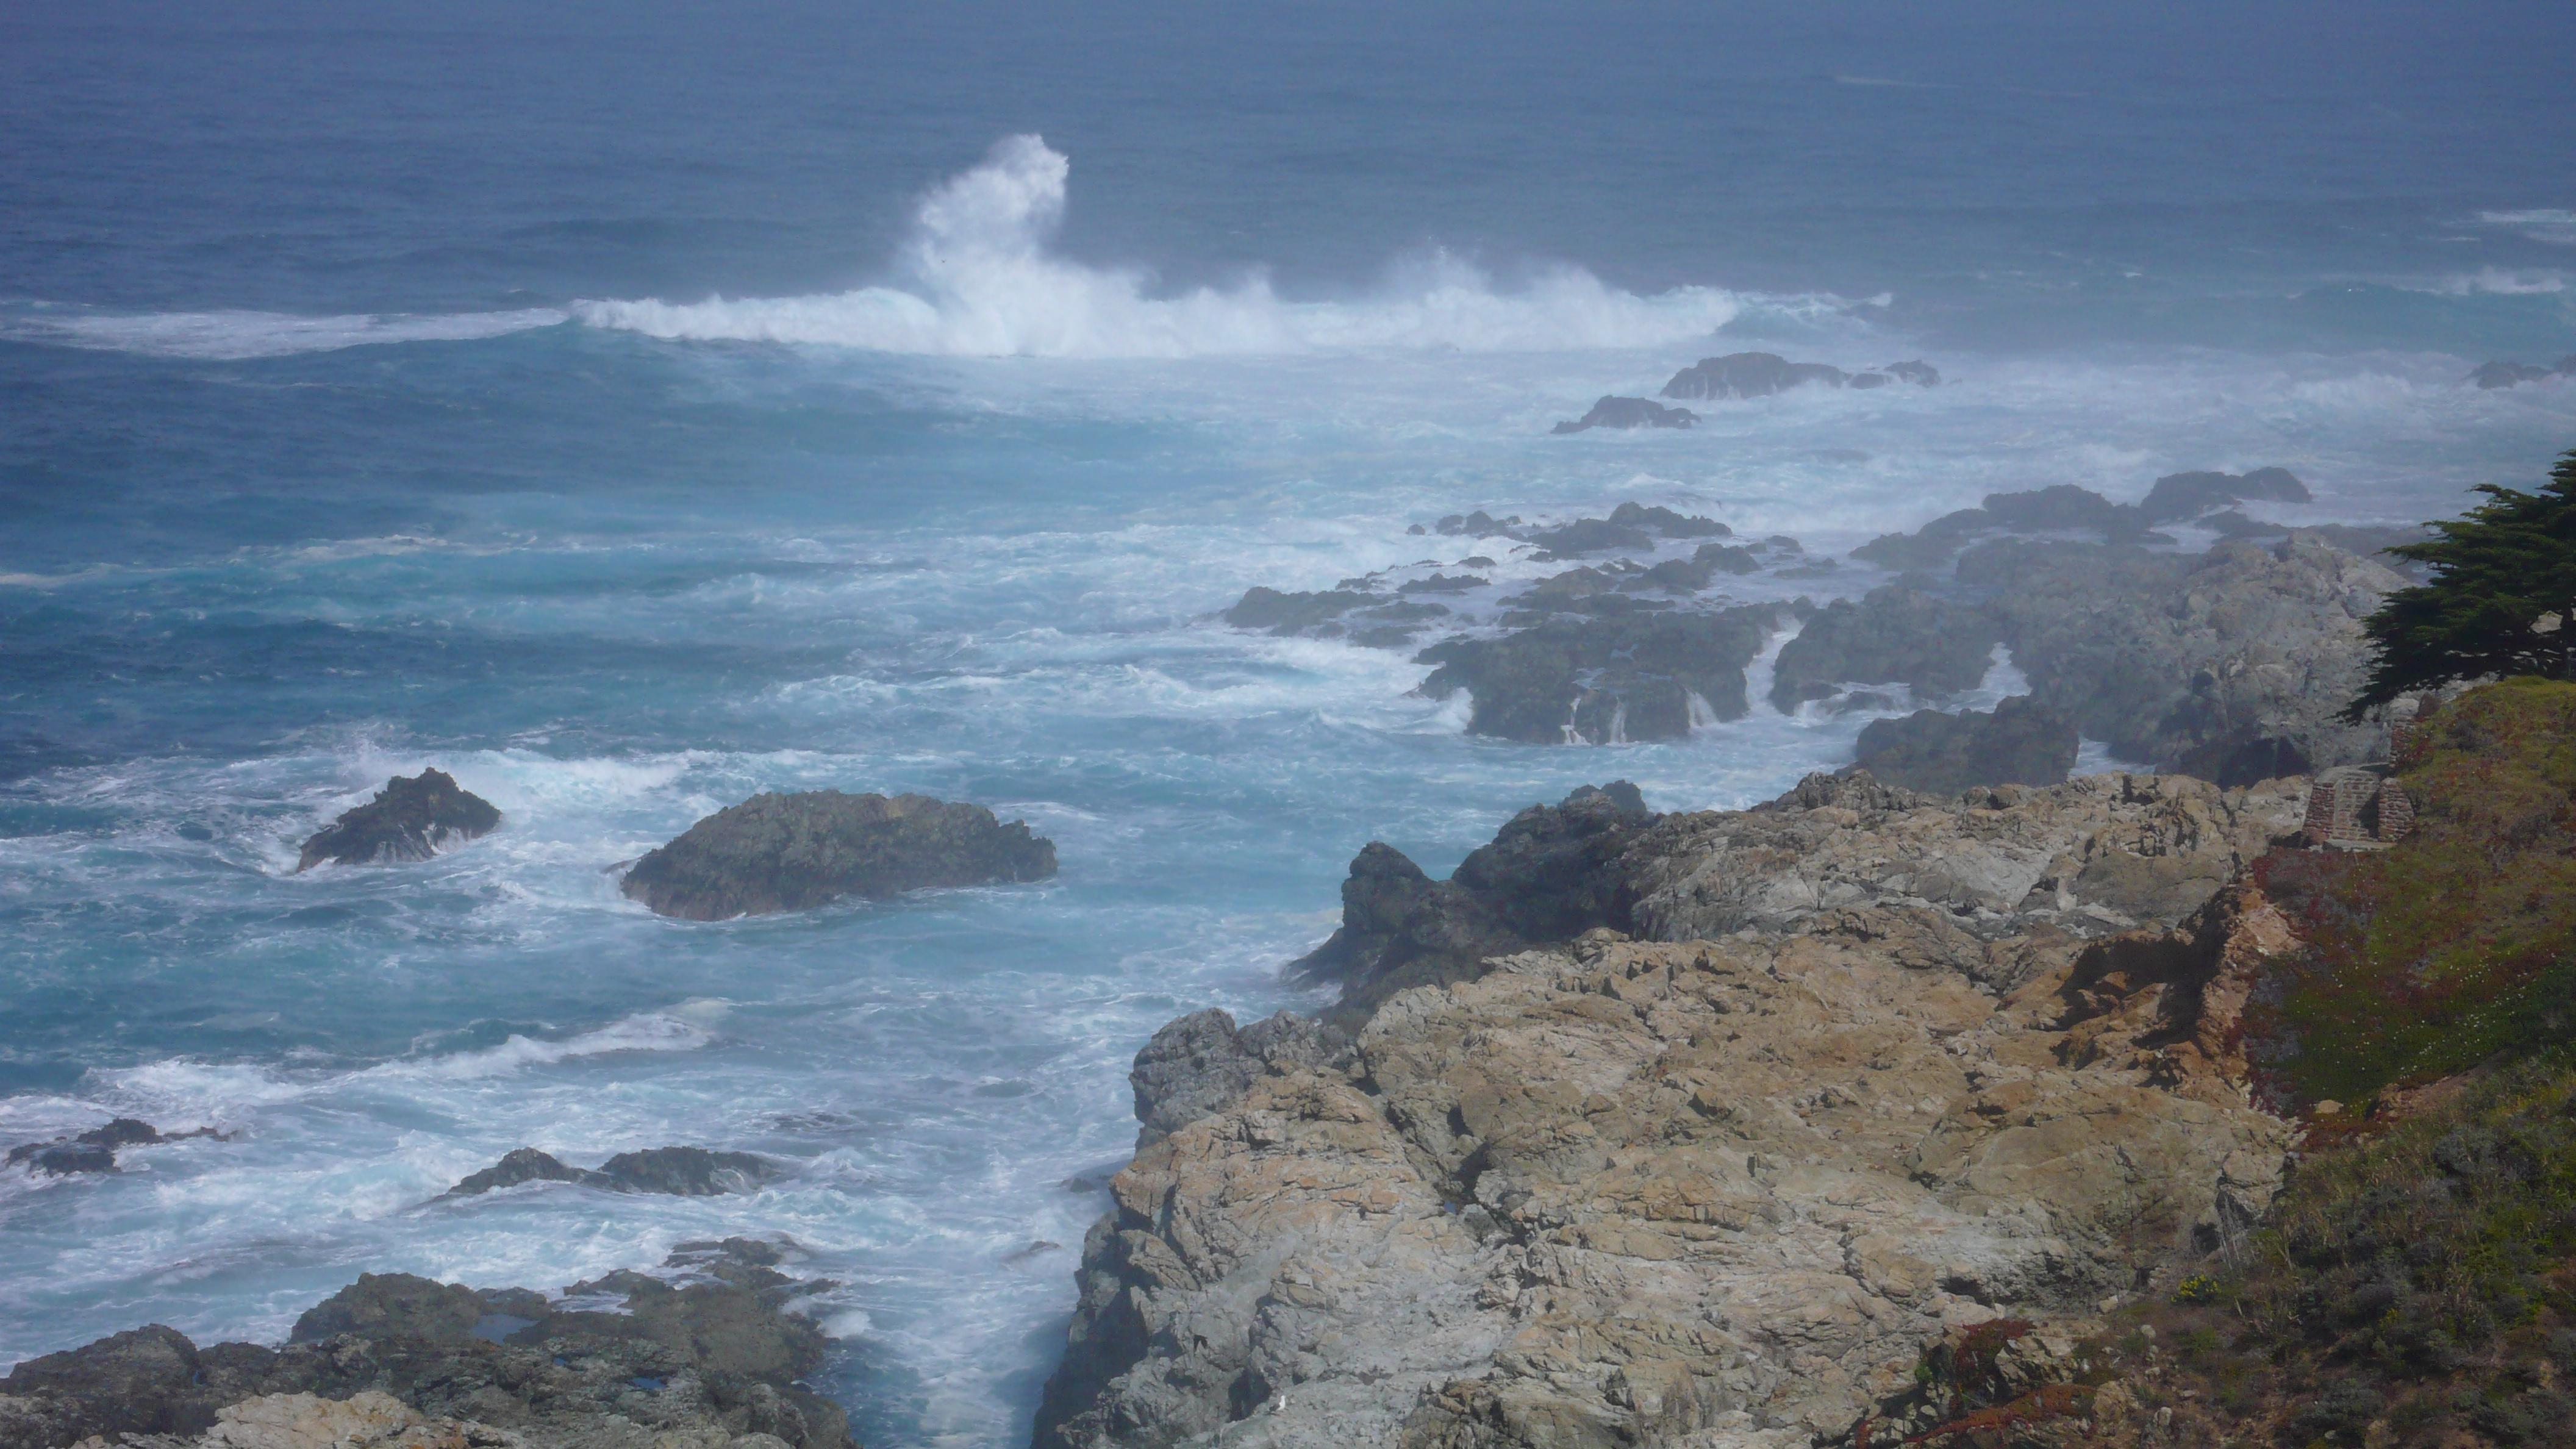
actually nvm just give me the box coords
[0,307,566,360]
[574,135,1741,357]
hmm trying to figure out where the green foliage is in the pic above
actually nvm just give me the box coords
[2205,1064,2576,1447]
[2346,449,2576,718]
[2253,678,2576,1104]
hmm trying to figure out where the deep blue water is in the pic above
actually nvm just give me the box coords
[5,4,2576,1444]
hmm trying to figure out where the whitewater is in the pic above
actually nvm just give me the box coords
[7,5,2576,1445]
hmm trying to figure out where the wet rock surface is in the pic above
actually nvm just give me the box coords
[1415,604,1779,743]
[1551,396,1697,433]
[0,1240,853,1449]
[443,1145,778,1198]
[2468,356,2575,388]
[1037,773,2305,1449]
[1851,697,2080,796]
[620,789,1056,920]
[296,770,500,871]
[7,1120,217,1178]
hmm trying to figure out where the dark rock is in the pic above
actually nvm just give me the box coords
[290,1272,488,1344]
[1852,697,2079,795]
[7,1118,210,1176]
[295,768,500,871]
[2,1242,855,1448]
[1222,585,1376,634]
[2172,733,2313,788]
[0,1325,228,1440]
[11,1143,116,1176]
[1883,360,1941,386]
[1634,542,1758,593]
[1129,1009,1331,1147]
[1849,507,1997,570]
[1980,484,2130,534]
[443,1143,776,1197]
[593,1145,777,1197]
[1661,352,1849,400]
[1397,573,1487,595]
[2469,360,2563,389]
[1768,585,2000,711]
[1523,517,1653,556]
[1608,501,1730,537]
[2136,467,2311,525]
[1433,510,1523,537]
[1850,371,1889,388]
[1286,784,1659,1017]
[620,789,1055,920]
[444,1145,590,1196]
[1965,534,2398,773]
[1551,396,1698,433]
[1415,606,1778,743]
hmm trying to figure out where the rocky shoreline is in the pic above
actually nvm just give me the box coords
[0,1240,853,1449]
[1032,770,2313,1448]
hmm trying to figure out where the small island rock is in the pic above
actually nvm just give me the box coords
[295,769,500,871]
[620,789,1056,920]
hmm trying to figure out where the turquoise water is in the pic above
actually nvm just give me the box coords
[5,4,2576,1444]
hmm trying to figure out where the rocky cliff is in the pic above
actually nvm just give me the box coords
[1036,772,2311,1449]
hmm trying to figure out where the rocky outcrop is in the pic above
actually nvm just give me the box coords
[620,790,1056,920]
[1415,606,1779,743]
[1969,534,2403,776]
[0,1240,851,1449]
[1662,353,1849,399]
[1767,585,1995,712]
[443,1145,777,1198]
[1551,397,1698,434]
[7,1120,216,1178]
[1036,773,2306,1449]
[1849,473,2307,572]
[296,771,499,871]
[2135,467,2309,524]
[1286,782,1658,1020]
[1850,697,2078,795]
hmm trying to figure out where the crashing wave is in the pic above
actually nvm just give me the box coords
[574,135,1741,357]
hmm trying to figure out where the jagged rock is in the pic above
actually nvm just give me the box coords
[0,1240,851,1449]
[592,1146,775,1196]
[1769,584,1997,711]
[1661,352,1850,399]
[1415,606,1777,743]
[1395,573,1486,595]
[1129,1009,1331,1147]
[2136,467,2310,525]
[1969,534,2403,773]
[1982,484,2131,534]
[1432,511,1523,538]
[1037,778,2303,1449]
[1285,783,1658,1021]
[620,789,1054,920]
[295,771,499,871]
[8,1120,213,1177]
[1550,396,1698,433]
[442,1145,776,1198]
[1852,696,2079,795]
[1883,359,1941,386]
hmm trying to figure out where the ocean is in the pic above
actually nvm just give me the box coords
[3,2,2574,1444]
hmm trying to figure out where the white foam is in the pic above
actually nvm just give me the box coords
[2423,266,2568,296]
[575,135,1741,357]
[0,307,566,360]
[2472,209,2576,245]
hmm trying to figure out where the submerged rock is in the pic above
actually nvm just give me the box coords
[294,769,499,871]
[620,789,1056,920]
[1660,351,1850,399]
[7,1118,215,1177]
[1550,395,1698,432]
[1852,695,2080,795]
[0,1240,853,1449]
